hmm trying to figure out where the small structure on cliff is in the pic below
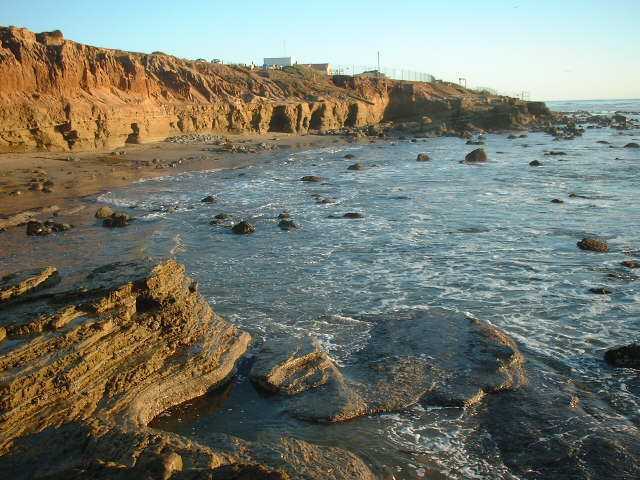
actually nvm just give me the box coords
[263,56,292,68]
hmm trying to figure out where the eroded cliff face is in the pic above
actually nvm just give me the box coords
[0,26,551,153]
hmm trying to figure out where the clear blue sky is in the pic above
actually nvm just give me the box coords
[1,0,638,101]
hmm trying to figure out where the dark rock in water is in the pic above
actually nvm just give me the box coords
[250,308,525,423]
[519,134,528,138]
[210,213,231,225]
[577,238,609,253]
[301,175,323,182]
[103,212,131,228]
[343,153,355,159]
[342,212,363,219]
[464,148,488,163]
[466,140,484,145]
[0,266,58,303]
[317,197,336,204]
[605,344,640,369]
[201,195,217,203]
[569,192,590,199]
[26,220,52,236]
[622,260,640,269]
[624,142,639,148]
[232,220,255,234]
[507,134,518,139]
[347,162,365,171]
[416,153,430,161]
[545,151,566,156]
[94,206,114,219]
[529,160,542,166]
[597,140,610,145]
[551,198,564,204]
[277,211,290,219]
[588,287,611,295]
[278,219,298,231]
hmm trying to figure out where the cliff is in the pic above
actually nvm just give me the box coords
[0,26,551,153]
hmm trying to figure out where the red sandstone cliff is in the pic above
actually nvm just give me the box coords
[0,26,550,152]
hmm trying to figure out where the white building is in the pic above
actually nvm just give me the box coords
[263,57,292,68]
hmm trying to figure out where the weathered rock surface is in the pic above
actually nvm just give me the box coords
[577,237,609,252]
[0,26,552,153]
[250,308,526,423]
[416,153,430,161]
[231,221,255,235]
[94,206,114,219]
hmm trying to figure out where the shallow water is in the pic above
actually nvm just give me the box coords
[1,101,640,479]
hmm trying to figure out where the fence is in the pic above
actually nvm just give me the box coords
[332,64,435,83]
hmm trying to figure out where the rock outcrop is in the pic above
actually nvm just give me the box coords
[0,26,552,152]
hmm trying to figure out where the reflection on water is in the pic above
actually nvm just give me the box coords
[2,103,640,479]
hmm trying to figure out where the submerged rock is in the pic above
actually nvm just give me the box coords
[250,309,526,423]
[551,198,564,204]
[529,160,543,166]
[301,175,323,182]
[210,213,232,225]
[201,195,217,203]
[278,219,298,231]
[232,220,255,234]
[342,212,364,219]
[605,344,640,369]
[343,153,355,159]
[589,287,611,295]
[347,162,365,171]
[464,148,488,163]
[624,142,639,148]
[622,260,640,269]
[416,153,430,161]
[577,238,609,252]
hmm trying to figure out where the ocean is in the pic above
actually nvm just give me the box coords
[1,99,639,479]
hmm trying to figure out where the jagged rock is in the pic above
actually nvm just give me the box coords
[577,238,609,252]
[589,287,611,295]
[94,206,114,219]
[26,220,52,236]
[231,221,255,234]
[102,212,131,228]
[0,260,250,454]
[605,344,640,369]
[507,134,518,139]
[597,140,610,144]
[277,212,290,219]
[529,160,542,166]
[210,213,231,225]
[551,198,564,204]
[416,153,430,161]
[0,266,57,303]
[464,148,488,163]
[622,260,639,269]
[545,151,566,156]
[343,154,355,159]
[347,162,365,171]
[300,176,323,182]
[201,195,217,203]
[0,205,60,231]
[342,212,363,219]
[278,219,298,231]
[624,142,639,148]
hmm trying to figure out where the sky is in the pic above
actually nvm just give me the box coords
[1,0,638,101]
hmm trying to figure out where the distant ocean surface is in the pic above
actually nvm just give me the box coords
[2,99,639,479]
[546,98,640,113]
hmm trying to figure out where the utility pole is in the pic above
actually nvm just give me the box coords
[458,77,467,89]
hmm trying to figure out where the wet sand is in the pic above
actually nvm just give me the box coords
[0,133,348,218]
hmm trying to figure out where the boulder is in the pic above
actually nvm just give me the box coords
[529,160,542,166]
[622,260,639,269]
[551,198,564,204]
[416,153,430,161]
[343,154,355,159]
[464,148,488,163]
[25,220,52,236]
[342,212,363,219]
[94,206,114,219]
[577,238,609,253]
[588,287,611,295]
[604,344,640,369]
[232,221,255,234]
[624,142,639,148]
[210,213,231,225]
[201,195,217,203]
[277,211,290,219]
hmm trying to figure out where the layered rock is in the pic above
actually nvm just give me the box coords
[0,26,552,152]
